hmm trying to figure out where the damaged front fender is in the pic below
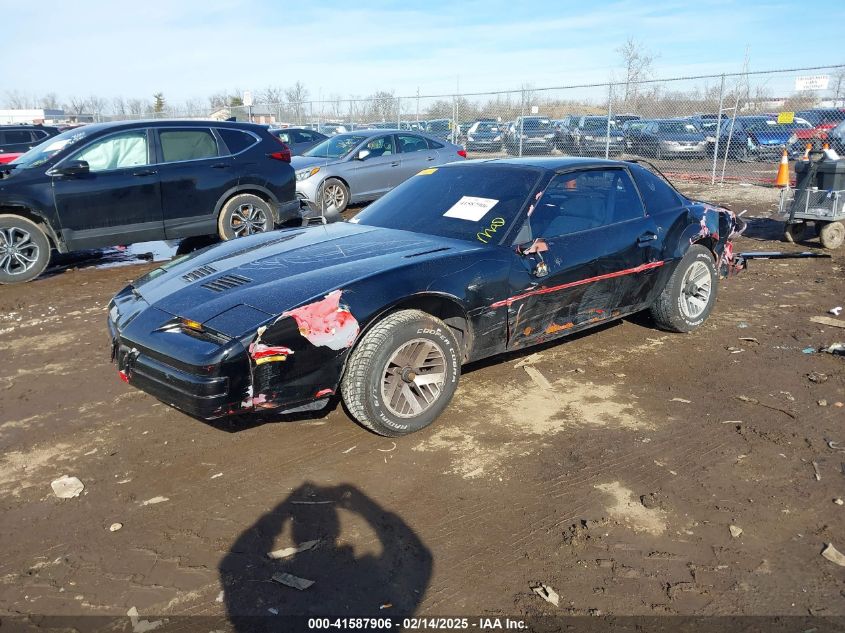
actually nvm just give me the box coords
[237,290,361,413]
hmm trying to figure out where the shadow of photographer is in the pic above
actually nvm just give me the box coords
[220,482,432,627]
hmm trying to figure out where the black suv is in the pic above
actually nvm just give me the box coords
[0,124,60,157]
[0,120,300,283]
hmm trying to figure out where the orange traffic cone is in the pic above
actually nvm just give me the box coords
[802,143,811,160]
[775,149,789,188]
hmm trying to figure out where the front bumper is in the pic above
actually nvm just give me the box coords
[466,140,502,151]
[579,140,624,154]
[108,311,251,419]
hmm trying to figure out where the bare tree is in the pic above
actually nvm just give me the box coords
[65,96,89,115]
[616,37,656,106]
[368,90,396,122]
[260,86,284,105]
[112,96,127,118]
[208,91,230,110]
[40,92,60,110]
[4,90,37,109]
[285,81,309,123]
[183,98,205,116]
[328,93,345,119]
[127,98,147,117]
[832,68,845,106]
[88,95,109,121]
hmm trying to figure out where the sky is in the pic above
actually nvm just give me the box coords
[2,0,844,108]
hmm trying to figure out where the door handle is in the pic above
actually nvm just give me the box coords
[391,161,400,167]
[132,170,157,177]
[637,232,658,244]
[211,163,229,169]
[426,156,436,161]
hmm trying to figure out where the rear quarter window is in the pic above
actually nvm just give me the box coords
[217,128,257,155]
[630,165,685,214]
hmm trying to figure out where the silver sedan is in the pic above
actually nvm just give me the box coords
[291,129,466,218]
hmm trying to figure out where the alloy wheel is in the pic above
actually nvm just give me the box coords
[679,260,712,319]
[322,183,346,213]
[229,203,268,237]
[0,227,40,276]
[380,338,447,418]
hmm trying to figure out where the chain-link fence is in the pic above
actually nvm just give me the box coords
[101,64,845,187]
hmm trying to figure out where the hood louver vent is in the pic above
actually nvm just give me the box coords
[201,274,252,292]
[182,265,217,282]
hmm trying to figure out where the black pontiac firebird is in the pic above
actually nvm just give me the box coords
[108,157,744,436]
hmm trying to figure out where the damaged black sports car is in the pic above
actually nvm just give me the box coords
[108,158,744,436]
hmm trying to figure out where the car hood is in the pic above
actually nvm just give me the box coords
[290,155,343,170]
[129,223,479,333]
[749,130,793,144]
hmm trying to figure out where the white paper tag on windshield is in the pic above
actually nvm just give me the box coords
[443,196,499,222]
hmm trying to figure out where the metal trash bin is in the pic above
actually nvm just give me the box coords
[795,157,845,191]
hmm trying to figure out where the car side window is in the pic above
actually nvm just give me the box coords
[398,134,428,153]
[159,129,218,162]
[364,135,395,157]
[5,130,33,144]
[426,138,444,149]
[630,165,684,214]
[529,169,645,238]
[274,131,291,143]
[297,131,314,142]
[218,128,256,154]
[71,130,149,172]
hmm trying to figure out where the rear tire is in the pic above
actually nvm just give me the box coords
[0,214,51,284]
[650,245,718,333]
[819,221,845,249]
[217,194,274,240]
[341,310,461,437]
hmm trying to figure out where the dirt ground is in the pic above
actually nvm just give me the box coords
[1,183,844,627]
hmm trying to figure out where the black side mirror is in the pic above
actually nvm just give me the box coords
[56,160,90,176]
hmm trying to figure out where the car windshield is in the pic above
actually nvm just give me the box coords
[302,134,366,159]
[747,121,808,132]
[798,111,844,126]
[472,122,498,133]
[10,127,91,169]
[521,118,552,130]
[427,120,451,133]
[581,119,615,131]
[658,122,699,133]
[352,164,541,243]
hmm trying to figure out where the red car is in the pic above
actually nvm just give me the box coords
[793,109,845,143]
[0,152,21,165]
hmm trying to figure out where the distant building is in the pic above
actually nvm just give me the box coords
[209,105,278,124]
[0,108,66,124]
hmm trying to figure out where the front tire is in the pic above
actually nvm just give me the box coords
[217,194,273,240]
[650,245,718,333]
[783,221,806,243]
[341,310,461,437]
[0,214,51,284]
[318,178,349,216]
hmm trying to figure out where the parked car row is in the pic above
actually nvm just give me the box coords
[448,108,845,163]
